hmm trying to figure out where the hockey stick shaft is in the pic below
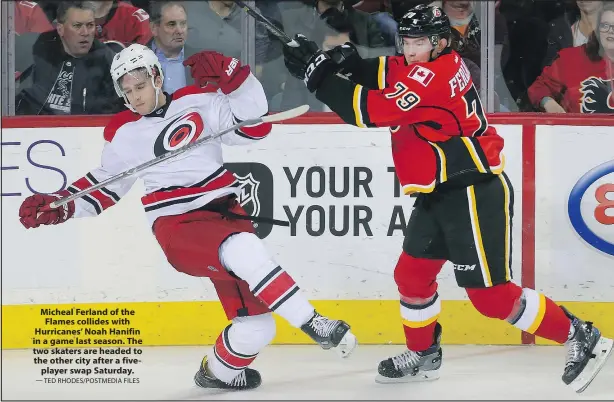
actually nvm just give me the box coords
[233,0,299,47]
[47,105,309,209]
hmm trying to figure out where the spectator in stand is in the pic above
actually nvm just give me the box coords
[443,1,509,68]
[442,0,514,110]
[14,1,54,34]
[542,0,602,68]
[129,0,151,15]
[182,1,281,76]
[283,0,389,56]
[528,2,614,113]
[352,0,397,46]
[182,1,284,100]
[147,1,198,94]
[15,1,123,115]
[444,1,482,66]
[14,1,55,80]
[496,0,562,111]
[278,7,360,111]
[85,0,152,46]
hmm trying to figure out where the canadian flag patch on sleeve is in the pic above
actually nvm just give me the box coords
[408,65,435,87]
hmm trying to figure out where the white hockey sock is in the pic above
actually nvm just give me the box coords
[219,232,315,328]
[208,313,276,383]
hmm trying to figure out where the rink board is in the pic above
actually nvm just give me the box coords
[2,114,613,349]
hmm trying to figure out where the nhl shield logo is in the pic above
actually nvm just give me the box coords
[225,162,274,239]
[236,172,261,217]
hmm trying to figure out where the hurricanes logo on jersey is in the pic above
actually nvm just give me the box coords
[235,172,262,217]
[153,111,204,156]
[579,76,614,113]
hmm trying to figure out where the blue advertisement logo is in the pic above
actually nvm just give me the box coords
[567,160,614,256]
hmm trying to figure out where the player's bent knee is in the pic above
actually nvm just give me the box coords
[230,313,277,353]
[218,232,277,281]
[393,252,444,298]
[466,282,523,320]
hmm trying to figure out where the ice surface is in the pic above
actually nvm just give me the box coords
[2,345,613,400]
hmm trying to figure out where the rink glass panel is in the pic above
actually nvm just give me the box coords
[4,1,590,115]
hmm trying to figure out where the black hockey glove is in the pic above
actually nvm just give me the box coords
[283,34,336,93]
[326,42,361,77]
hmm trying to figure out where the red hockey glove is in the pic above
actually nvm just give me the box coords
[183,51,251,94]
[19,193,75,229]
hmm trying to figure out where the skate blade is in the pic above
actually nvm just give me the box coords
[375,369,440,384]
[194,372,261,391]
[570,337,613,393]
[335,331,358,359]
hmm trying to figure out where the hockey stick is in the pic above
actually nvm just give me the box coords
[233,0,299,47]
[45,105,310,209]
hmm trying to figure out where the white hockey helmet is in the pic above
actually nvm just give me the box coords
[110,43,164,112]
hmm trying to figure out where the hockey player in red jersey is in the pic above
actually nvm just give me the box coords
[18,43,357,391]
[89,0,152,46]
[283,4,612,393]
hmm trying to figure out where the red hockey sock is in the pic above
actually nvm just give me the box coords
[399,293,441,352]
[403,320,439,352]
[393,253,445,352]
[505,289,571,344]
[467,284,571,345]
[530,296,572,344]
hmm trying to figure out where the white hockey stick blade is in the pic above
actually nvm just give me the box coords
[570,336,613,393]
[375,369,440,384]
[262,105,309,123]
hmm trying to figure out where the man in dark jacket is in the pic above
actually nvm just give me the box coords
[15,1,124,115]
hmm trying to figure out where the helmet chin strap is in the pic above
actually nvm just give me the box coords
[428,35,439,61]
[147,87,162,115]
[429,47,438,61]
[146,76,162,115]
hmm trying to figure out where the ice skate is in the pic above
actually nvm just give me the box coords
[376,323,442,383]
[561,306,613,393]
[301,311,358,358]
[193,356,261,391]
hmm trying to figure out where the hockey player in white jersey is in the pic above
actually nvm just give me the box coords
[18,44,357,391]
